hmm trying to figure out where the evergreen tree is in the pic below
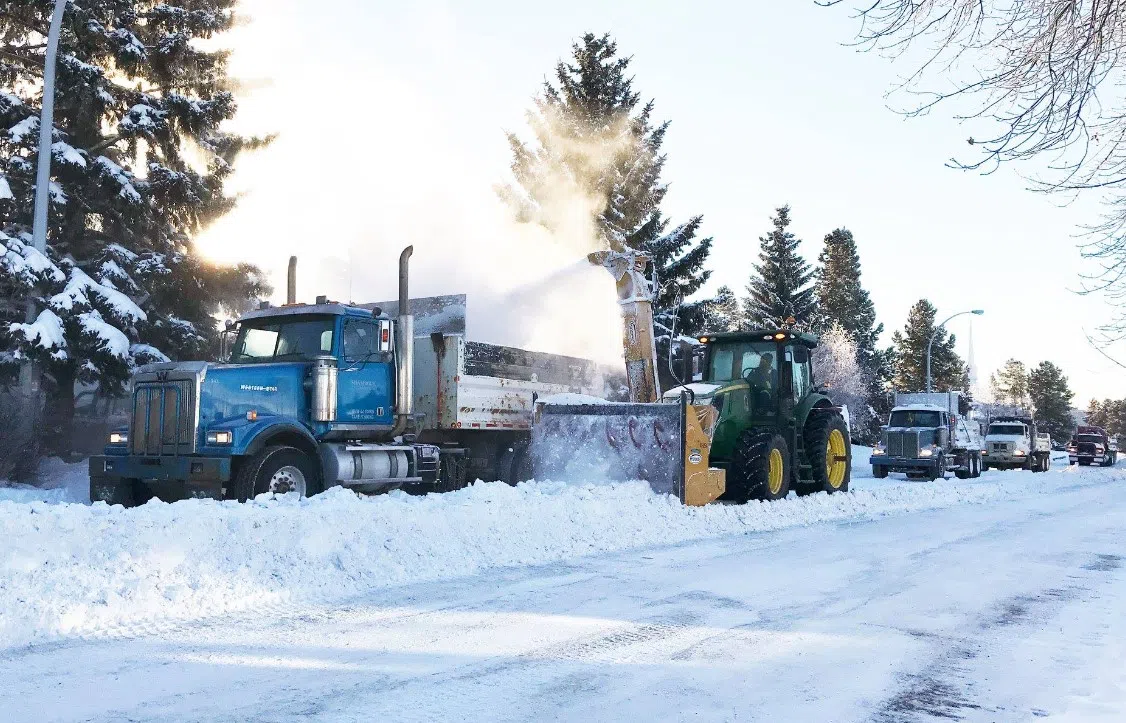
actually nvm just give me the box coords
[744,205,816,328]
[1086,399,1107,427]
[0,1,269,452]
[703,284,740,332]
[814,226,888,441]
[501,32,714,355]
[990,359,1030,408]
[891,299,968,392]
[1028,361,1075,443]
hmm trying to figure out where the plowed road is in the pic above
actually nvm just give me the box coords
[4,468,1125,722]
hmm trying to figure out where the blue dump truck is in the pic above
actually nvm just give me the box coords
[89,247,609,505]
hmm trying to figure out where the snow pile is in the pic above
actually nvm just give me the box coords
[0,463,1120,652]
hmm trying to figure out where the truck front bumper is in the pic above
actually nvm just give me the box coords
[870,456,940,472]
[984,453,1028,468]
[89,455,232,501]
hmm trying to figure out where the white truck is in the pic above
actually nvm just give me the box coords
[982,414,1051,472]
[871,392,984,481]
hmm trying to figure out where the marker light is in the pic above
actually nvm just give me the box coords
[206,430,233,445]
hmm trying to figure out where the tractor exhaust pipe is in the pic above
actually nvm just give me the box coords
[286,256,297,304]
[390,246,414,439]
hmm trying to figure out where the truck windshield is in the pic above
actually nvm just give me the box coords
[889,410,941,427]
[989,425,1025,436]
[230,316,334,363]
[1076,434,1103,443]
[707,342,777,387]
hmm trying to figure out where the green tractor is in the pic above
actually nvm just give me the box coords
[698,329,852,502]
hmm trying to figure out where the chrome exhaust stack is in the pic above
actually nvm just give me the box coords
[389,246,414,438]
[287,255,297,304]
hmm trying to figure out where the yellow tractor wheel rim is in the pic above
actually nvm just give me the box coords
[768,448,784,495]
[826,428,847,488]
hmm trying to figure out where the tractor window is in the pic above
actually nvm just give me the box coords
[230,316,334,363]
[708,342,777,389]
[789,347,811,402]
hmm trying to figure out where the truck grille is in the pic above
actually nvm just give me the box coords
[1078,442,1096,455]
[886,431,920,458]
[991,442,1012,454]
[130,380,197,456]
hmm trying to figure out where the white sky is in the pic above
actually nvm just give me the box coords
[197,0,1123,404]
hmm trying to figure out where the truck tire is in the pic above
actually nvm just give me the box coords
[982,459,990,472]
[497,443,533,486]
[231,445,323,502]
[1031,455,1044,473]
[806,412,851,494]
[972,453,982,478]
[926,456,943,482]
[728,431,790,502]
[872,465,888,479]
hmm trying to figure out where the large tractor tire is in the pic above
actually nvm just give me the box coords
[727,431,791,503]
[806,412,851,494]
[231,445,323,502]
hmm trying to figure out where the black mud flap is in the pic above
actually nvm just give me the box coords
[531,399,688,502]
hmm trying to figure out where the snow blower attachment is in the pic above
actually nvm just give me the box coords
[531,248,726,506]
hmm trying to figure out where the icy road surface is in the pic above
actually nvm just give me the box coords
[2,459,1125,721]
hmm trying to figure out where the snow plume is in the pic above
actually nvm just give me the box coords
[196,53,633,364]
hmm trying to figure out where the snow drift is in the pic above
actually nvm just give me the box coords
[0,460,1116,652]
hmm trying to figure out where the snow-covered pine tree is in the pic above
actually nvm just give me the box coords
[0,1,269,453]
[1027,361,1075,443]
[990,359,1030,408]
[744,205,816,329]
[501,32,714,384]
[891,299,968,392]
[1086,398,1106,428]
[703,284,741,332]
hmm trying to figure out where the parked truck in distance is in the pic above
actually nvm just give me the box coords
[871,392,983,481]
[1068,425,1117,467]
[982,415,1051,472]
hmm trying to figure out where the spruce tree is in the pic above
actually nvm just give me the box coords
[1086,398,1107,428]
[0,1,268,452]
[1028,361,1075,443]
[502,32,714,356]
[744,205,816,328]
[703,284,740,332]
[990,359,1030,408]
[891,299,968,392]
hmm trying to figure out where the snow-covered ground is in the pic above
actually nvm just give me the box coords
[0,450,1122,720]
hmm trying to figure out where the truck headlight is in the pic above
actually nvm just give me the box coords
[919,448,933,457]
[1014,450,1026,456]
[206,430,233,445]
[872,447,886,455]
[108,431,128,445]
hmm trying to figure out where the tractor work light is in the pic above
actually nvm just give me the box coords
[206,430,233,445]
[108,431,128,445]
[698,337,709,343]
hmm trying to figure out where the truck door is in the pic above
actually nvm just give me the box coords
[337,318,395,427]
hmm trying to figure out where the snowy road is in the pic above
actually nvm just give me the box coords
[3,465,1124,722]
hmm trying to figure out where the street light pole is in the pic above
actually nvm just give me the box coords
[927,309,985,393]
[19,0,68,394]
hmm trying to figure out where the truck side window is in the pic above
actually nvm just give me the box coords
[343,320,378,362]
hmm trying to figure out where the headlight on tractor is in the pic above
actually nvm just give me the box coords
[108,431,128,445]
[206,430,233,445]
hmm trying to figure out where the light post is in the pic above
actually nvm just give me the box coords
[19,0,68,395]
[927,309,984,393]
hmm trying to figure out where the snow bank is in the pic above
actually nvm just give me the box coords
[1,462,1120,652]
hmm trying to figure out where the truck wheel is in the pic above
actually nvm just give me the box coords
[728,431,790,502]
[1043,454,1051,472]
[438,451,468,492]
[981,459,990,472]
[872,465,888,479]
[926,457,943,482]
[972,454,982,478]
[806,412,851,494]
[231,445,322,502]
[497,443,533,486]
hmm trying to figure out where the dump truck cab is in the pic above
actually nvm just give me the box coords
[90,247,440,505]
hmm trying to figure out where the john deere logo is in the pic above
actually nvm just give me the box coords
[689,449,702,464]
